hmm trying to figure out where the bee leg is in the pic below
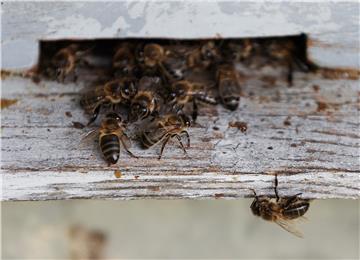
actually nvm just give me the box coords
[56,69,64,83]
[192,99,198,121]
[175,135,188,155]
[120,139,138,159]
[158,135,171,160]
[72,71,78,83]
[87,105,101,126]
[181,130,190,148]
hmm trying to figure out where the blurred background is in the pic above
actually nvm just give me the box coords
[1,199,359,259]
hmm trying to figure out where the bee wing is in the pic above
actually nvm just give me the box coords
[274,218,304,238]
[78,129,99,148]
[120,133,132,148]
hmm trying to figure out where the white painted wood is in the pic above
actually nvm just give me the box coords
[1,70,359,201]
[2,2,359,69]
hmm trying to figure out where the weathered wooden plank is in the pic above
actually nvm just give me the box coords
[1,70,359,201]
[2,2,359,69]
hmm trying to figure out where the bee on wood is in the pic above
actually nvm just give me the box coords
[49,44,93,82]
[81,112,137,165]
[250,175,310,238]
[186,41,222,70]
[216,64,241,111]
[225,39,256,62]
[140,43,187,82]
[80,78,138,125]
[128,76,163,122]
[141,113,191,159]
[112,43,140,77]
[167,80,218,121]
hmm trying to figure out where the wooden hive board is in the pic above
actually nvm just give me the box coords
[1,1,359,201]
[1,70,359,200]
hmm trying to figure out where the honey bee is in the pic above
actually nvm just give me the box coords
[49,44,93,82]
[80,78,138,125]
[216,64,241,111]
[129,76,162,122]
[250,175,310,238]
[81,112,137,165]
[112,43,140,77]
[141,113,191,159]
[186,41,222,70]
[141,43,187,82]
[167,80,218,121]
[129,91,160,122]
[225,39,257,62]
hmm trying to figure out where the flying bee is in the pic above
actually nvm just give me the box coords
[81,112,137,165]
[112,43,140,77]
[80,77,138,125]
[216,64,241,111]
[186,41,222,70]
[250,175,310,238]
[48,44,93,82]
[167,80,218,121]
[141,113,191,159]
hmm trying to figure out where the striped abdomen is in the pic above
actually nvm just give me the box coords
[283,201,309,219]
[100,134,120,165]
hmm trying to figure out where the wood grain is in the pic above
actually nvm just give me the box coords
[1,70,359,201]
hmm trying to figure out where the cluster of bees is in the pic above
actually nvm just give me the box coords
[40,37,312,165]
[40,37,312,237]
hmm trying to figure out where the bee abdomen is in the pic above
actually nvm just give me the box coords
[100,134,120,164]
[196,95,218,105]
[283,202,309,219]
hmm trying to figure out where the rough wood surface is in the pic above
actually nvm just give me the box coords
[1,70,359,201]
[2,2,359,69]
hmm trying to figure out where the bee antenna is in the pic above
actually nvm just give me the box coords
[249,188,257,198]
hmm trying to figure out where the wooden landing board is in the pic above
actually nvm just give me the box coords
[1,71,359,201]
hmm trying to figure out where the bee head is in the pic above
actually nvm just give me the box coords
[121,78,138,100]
[250,198,261,217]
[130,94,153,121]
[178,114,191,127]
[200,41,221,63]
[168,82,188,103]
[144,44,164,67]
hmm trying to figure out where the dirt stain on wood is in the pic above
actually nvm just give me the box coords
[215,193,224,199]
[317,67,360,80]
[229,121,248,132]
[316,101,330,112]
[312,84,320,92]
[114,169,122,179]
[283,116,292,126]
[72,121,85,129]
[149,186,160,192]
[65,111,73,117]
[0,99,18,109]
